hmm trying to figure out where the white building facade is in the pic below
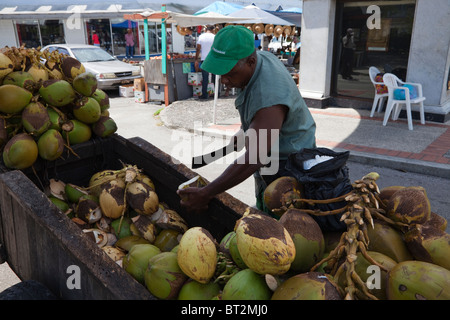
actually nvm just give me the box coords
[299,0,450,122]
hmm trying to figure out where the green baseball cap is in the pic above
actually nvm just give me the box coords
[201,25,255,75]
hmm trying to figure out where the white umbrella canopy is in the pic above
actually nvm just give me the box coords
[227,4,293,25]
[172,11,260,27]
[194,1,243,16]
[137,9,260,27]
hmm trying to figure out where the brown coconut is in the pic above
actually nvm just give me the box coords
[99,179,126,219]
[386,186,431,225]
[126,181,159,216]
[378,186,405,205]
[404,224,450,270]
[271,272,342,300]
[424,212,448,231]
[278,208,325,272]
[367,220,413,262]
[263,176,303,215]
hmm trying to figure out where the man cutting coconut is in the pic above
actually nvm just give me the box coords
[177,25,316,214]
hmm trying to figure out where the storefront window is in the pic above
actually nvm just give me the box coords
[333,1,416,99]
[15,20,40,48]
[15,19,65,48]
[40,20,65,46]
[86,19,112,53]
[110,19,138,57]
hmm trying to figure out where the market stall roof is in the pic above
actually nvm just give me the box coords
[194,1,243,16]
[227,4,293,26]
[124,10,260,27]
[0,1,301,19]
[0,1,203,19]
[172,11,261,27]
[268,7,302,27]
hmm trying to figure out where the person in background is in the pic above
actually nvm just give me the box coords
[178,26,316,214]
[341,28,356,80]
[92,30,100,47]
[195,25,216,100]
[125,28,135,59]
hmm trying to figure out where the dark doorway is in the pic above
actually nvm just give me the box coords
[332,1,416,101]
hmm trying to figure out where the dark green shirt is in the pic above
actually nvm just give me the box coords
[235,50,316,161]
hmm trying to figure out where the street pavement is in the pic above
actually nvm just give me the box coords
[1,90,449,294]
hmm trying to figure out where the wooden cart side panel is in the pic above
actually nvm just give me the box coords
[0,181,21,273]
[0,170,154,300]
[0,135,256,299]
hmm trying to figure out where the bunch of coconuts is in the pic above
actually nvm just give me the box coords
[260,176,450,300]
[46,164,192,298]
[0,46,117,170]
[47,166,450,300]
[142,178,450,301]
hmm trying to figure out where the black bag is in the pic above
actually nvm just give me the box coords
[285,148,352,232]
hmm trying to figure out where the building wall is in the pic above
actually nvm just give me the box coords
[299,0,450,120]
[64,19,87,44]
[0,17,185,57]
[407,0,450,113]
[172,25,185,54]
[0,20,18,47]
[299,0,335,101]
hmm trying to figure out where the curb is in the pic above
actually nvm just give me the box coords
[334,148,450,179]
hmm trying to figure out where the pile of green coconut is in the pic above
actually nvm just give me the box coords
[0,46,117,170]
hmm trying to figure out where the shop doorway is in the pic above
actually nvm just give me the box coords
[86,19,113,53]
[332,1,416,100]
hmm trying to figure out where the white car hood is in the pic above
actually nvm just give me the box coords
[82,59,139,74]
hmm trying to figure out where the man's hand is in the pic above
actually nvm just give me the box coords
[194,60,200,72]
[177,187,212,213]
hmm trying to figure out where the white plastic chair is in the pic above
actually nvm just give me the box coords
[382,73,426,131]
[369,66,388,117]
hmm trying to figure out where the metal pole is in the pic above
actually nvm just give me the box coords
[161,4,167,75]
[161,4,169,106]
[109,20,114,55]
[213,75,220,124]
[144,18,149,60]
[37,20,43,47]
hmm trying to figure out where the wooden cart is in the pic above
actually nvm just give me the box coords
[0,135,255,299]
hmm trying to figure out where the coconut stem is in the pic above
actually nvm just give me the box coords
[293,191,354,207]
[308,172,391,300]
[293,205,348,217]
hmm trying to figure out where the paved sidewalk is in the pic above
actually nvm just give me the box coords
[159,97,450,178]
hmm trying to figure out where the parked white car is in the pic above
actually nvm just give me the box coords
[41,44,141,90]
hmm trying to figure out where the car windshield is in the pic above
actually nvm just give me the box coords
[71,47,116,63]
